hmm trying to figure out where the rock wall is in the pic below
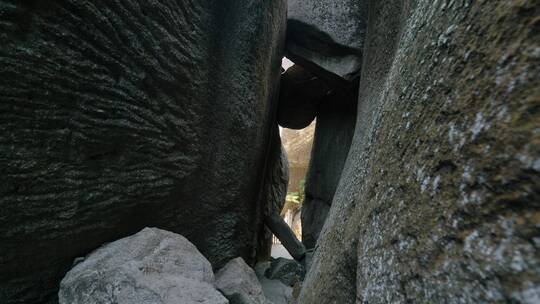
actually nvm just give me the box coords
[302,90,356,249]
[299,0,539,303]
[0,1,286,303]
[287,0,368,82]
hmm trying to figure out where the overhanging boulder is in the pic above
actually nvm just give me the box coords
[286,0,369,82]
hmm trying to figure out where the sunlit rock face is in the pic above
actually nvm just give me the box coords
[0,1,286,303]
[299,0,540,303]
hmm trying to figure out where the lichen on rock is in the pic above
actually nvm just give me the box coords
[299,0,540,303]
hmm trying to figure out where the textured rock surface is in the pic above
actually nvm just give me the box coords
[259,277,293,304]
[59,228,228,304]
[254,261,272,281]
[254,261,293,304]
[266,258,305,287]
[263,129,290,216]
[287,0,368,81]
[0,1,286,302]
[299,0,540,303]
[302,90,357,249]
[216,257,266,304]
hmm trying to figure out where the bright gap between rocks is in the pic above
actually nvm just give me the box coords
[272,121,316,259]
[282,57,294,71]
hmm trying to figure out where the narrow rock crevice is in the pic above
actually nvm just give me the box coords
[0,0,538,303]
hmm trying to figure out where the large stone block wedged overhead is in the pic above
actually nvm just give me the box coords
[299,0,540,303]
[0,0,286,303]
[287,0,368,83]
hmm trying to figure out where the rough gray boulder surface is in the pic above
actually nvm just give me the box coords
[253,261,294,304]
[59,228,228,304]
[302,89,357,249]
[258,277,293,304]
[0,0,286,303]
[216,257,266,304]
[286,0,368,81]
[266,258,305,287]
[299,0,540,303]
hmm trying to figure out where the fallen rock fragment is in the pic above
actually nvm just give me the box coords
[259,277,293,304]
[266,258,305,287]
[253,261,294,304]
[59,228,228,304]
[215,257,266,304]
[286,0,368,81]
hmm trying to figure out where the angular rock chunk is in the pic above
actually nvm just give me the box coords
[287,0,368,81]
[263,128,290,218]
[259,277,293,304]
[254,261,272,280]
[216,257,266,304]
[267,258,305,287]
[254,261,294,304]
[59,228,228,304]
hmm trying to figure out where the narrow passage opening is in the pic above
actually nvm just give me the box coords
[270,57,316,259]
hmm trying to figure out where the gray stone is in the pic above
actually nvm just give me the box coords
[253,260,295,304]
[267,258,305,287]
[299,0,540,303]
[286,0,368,81]
[259,277,293,304]
[254,261,272,281]
[264,128,290,216]
[302,89,357,249]
[301,198,331,250]
[216,257,266,304]
[0,1,286,302]
[59,228,228,304]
